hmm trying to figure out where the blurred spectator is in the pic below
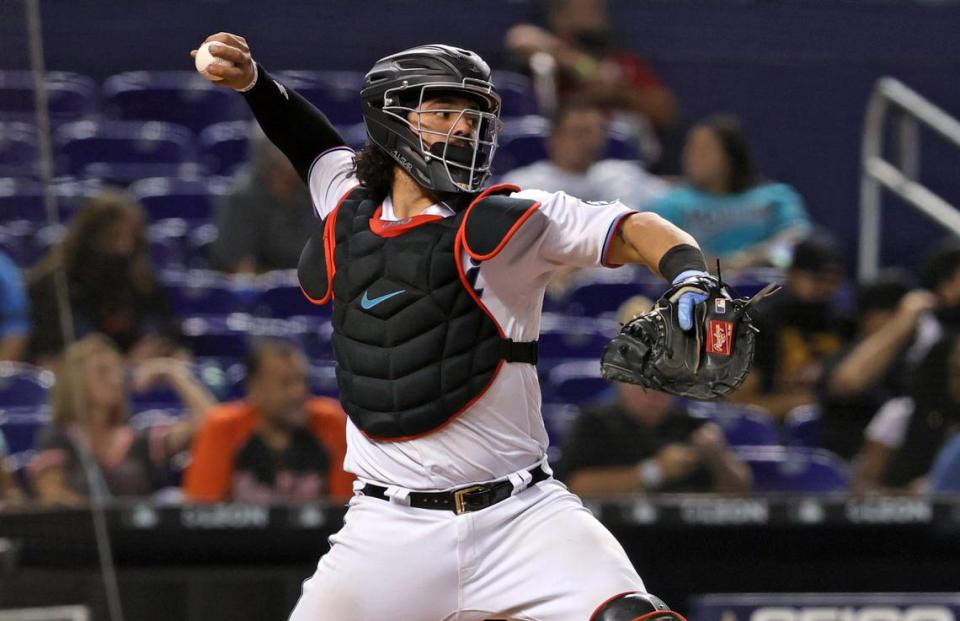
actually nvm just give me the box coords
[912,237,960,355]
[648,115,810,271]
[505,0,681,171]
[501,98,669,210]
[733,233,850,419]
[0,249,30,361]
[554,297,751,496]
[29,334,215,505]
[851,332,960,494]
[817,272,936,460]
[210,126,321,274]
[184,339,352,503]
[26,189,184,366]
[0,430,25,509]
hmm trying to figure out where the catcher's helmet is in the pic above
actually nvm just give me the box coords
[361,44,502,193]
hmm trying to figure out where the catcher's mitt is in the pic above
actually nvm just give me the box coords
[600,274,780,400]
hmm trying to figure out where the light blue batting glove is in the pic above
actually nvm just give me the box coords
[672,269,710,331]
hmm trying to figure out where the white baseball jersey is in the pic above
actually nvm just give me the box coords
[309,147,636,491]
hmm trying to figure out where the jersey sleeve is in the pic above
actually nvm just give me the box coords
[513,189,635,269]
[307,147,359,219]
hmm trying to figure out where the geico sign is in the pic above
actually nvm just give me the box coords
[751,607,955,621]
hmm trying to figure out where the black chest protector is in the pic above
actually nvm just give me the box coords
[298,184,541,440]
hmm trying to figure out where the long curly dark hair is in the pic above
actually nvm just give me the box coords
[352,143,395,200]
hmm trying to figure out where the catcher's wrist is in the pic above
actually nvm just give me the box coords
[637,458,664,491]
[659,244,707,282]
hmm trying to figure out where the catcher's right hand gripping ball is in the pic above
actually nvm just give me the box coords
[601,274,780,400]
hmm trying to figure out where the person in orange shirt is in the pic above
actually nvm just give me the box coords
[184,339,353,502]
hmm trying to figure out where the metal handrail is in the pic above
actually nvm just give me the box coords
[859,77,960,280]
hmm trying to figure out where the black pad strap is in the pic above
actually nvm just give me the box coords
[499,339,538,364]
[463,195,539,260]
[297,228,329,303]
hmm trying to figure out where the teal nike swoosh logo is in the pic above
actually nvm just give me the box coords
[360,289,406,310]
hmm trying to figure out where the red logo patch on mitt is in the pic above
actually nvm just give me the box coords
[706,320,733,356]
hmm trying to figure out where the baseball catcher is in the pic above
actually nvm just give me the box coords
[602,269,780,400]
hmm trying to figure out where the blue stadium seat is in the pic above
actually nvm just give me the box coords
[181,315,253,358]
[685,400,780,447]
[495,115,549,173]
[496,115,642,174]
[103,71,247,134]
[564,280,658,318]
[128,177,216,222]
[0,408,48,455]
[543,358,612,405]
[491,71,538,118]
[537,313,615,360]
[0,71,98,123]
[54,120,201,183]
[163,271,260,316]
[198,121,251,176]
[734,446,850,493]
[0,122,37,177]
[128,407,183,431]
[0,362,55,409]
[276,71,363,126]
[784,404,822,449]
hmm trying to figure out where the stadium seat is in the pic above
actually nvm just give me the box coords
[686,400,780,447]
[128,407,183,431]
[495,115,549,172]
[128,177,217,222]
[0,408,48,455]
[0,362,55,409]
[537,313,615,360]
[54,120,201,183]
[198,121,251,176]
[103,71,248,134]
[0,121,37,177]
[543,358,611,405]
[276,71,364,126]
[0,71,98,123]
[734,446,850,493]
[496,115,642,173]
[784,404,822,449]
[163,271,260,316]
[490,71,538,118]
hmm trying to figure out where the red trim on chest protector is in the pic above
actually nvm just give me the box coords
[369,205,445,238]
[590,593,689,621]
[462,199,542,261]
[302,185,356,305]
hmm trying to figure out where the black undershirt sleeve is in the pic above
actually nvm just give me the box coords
[241,63,347,183]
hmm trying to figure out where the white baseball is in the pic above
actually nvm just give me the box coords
[195,41,236,81]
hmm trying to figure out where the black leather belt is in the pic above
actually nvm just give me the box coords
[361,465,551,515]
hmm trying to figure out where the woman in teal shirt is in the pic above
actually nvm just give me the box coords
[650,115,810,270]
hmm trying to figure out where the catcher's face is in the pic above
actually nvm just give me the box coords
[407,96,482,149]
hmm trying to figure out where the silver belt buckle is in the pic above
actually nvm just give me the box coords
[453,485,487,515]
